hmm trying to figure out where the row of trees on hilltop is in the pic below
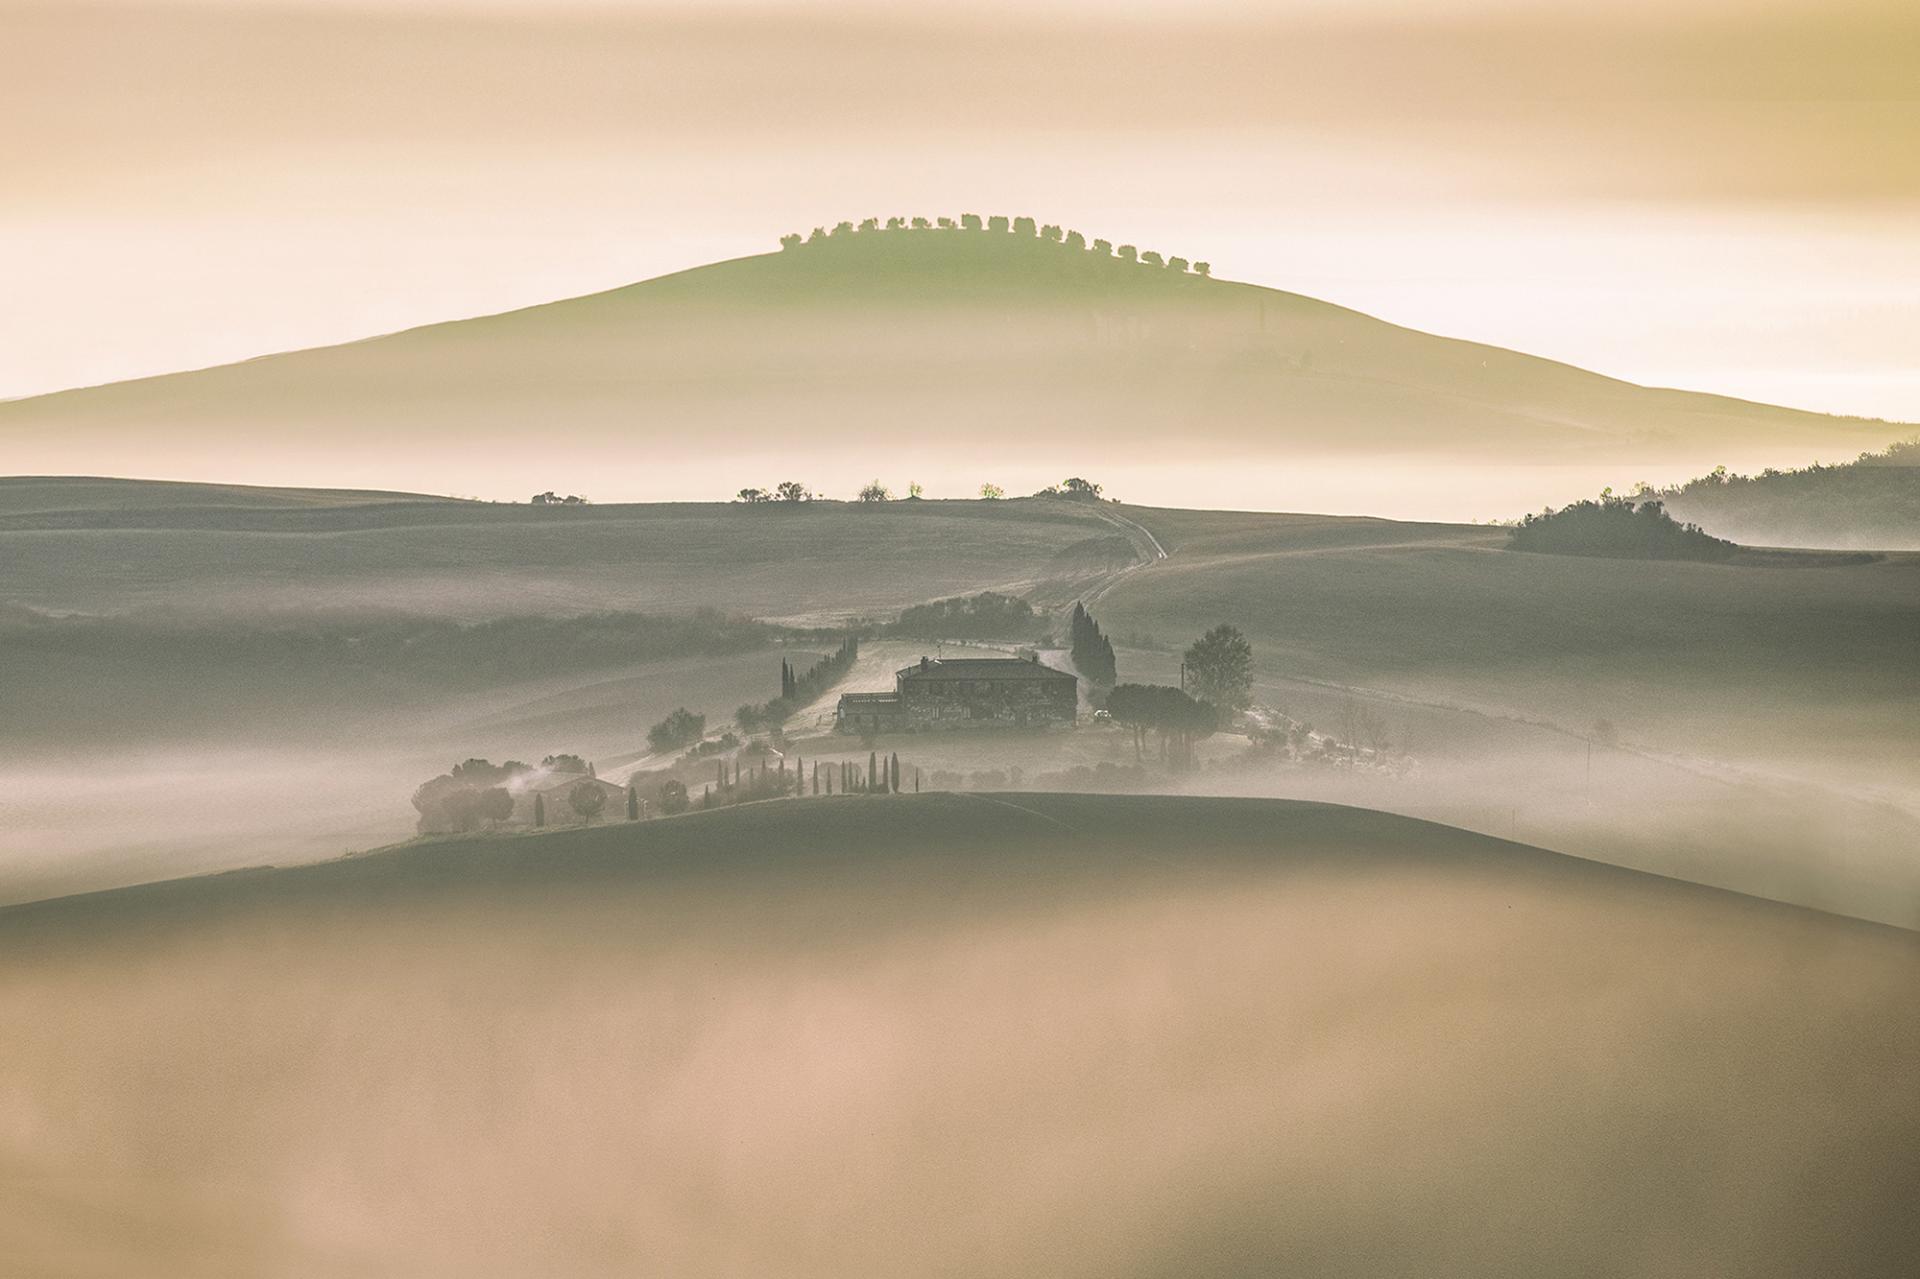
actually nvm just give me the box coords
[778,217,1210,276]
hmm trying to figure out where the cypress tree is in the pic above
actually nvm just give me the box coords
[869,750,879,793]
[534,793,545,828]
[890,753,901,792]
[627,784,639,821]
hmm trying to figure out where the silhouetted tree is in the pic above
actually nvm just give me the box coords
[775,480,810,502]
[857,480,890,503]
[627,784,640,820]
[736,487,770,503]
[832,220,854,236]
[1065,230,1086,250]
[979,482,1004,500]
[533,792,546,827]
[989,215,1010,233]
[1117,244,1138,262]
[807,226,828,243]
[911,216,931,230]
[885,216,904,230]
[859,217,879,232]
[541,753,590,775]
[659,779,689,815]
[890,753,901,792]
[1141,251,1164,268]
[961,213,983,231]
[1092,238,1112,255]
[907,481,924,499]
[779,233,802,250]
[1070,602,1118,686]
[938,216,957,230]
[1061,477,1103,500]
[1184,624,1253,711]
[1013,216,1037,236]
[1041,224,1064,242]
[1168,257,1189,273]
[869,750,881,793]
[569,780,606,821]
[1193,261,1211,277]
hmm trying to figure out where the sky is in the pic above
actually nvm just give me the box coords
[2,0,1917,423]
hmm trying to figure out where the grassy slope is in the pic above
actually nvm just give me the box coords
[2,793,1914,1277]
[0,474,459,516]
[1104,503,1920,783]
[0,232,1899,487]
[0,492,1124,619]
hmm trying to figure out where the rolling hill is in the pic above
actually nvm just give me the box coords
[0,228,1904,517]
[2,794,1914,1277]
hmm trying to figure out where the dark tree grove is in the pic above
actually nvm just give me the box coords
[1509,492,1737,562]
[1070,602,1118,687]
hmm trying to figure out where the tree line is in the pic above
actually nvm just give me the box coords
[738,635,860,732]
[696,748,916,809]
[778,216,1211,277]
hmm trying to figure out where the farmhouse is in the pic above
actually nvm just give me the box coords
[836,655,1077,733]
[512,774,628,825]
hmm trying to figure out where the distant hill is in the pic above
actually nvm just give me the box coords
[0,475,458,517]
[4,793,1915,1277]
[1657,440,1920,549]
[0,227,1904,512]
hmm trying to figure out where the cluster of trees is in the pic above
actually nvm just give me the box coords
[647,707,706,754]
[890,593,1042,640]
[1106,684,1218,768]
[411,754,627,833]
[1509,491,1737,562]
[529,491,587,505]
[1035,477,1105,501]
[696,749,914,809]
[777,217,1211,276]
[737,636,860,731]
[1070,602,1117,686]
[735,481,813,503]
[1640,441,1920,549]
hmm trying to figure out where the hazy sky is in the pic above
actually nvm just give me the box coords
[3,0,1917,421]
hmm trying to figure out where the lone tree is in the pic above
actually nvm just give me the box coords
[569,781,606,822]
[857,480,891,503]
[736,487,770,503]
[1184,624,1253,712]
[1193,261,1211,277]
[1060,477,1103,500]
[775,480,811,502]
[979,482,1004,500]
[647,708,706,753]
